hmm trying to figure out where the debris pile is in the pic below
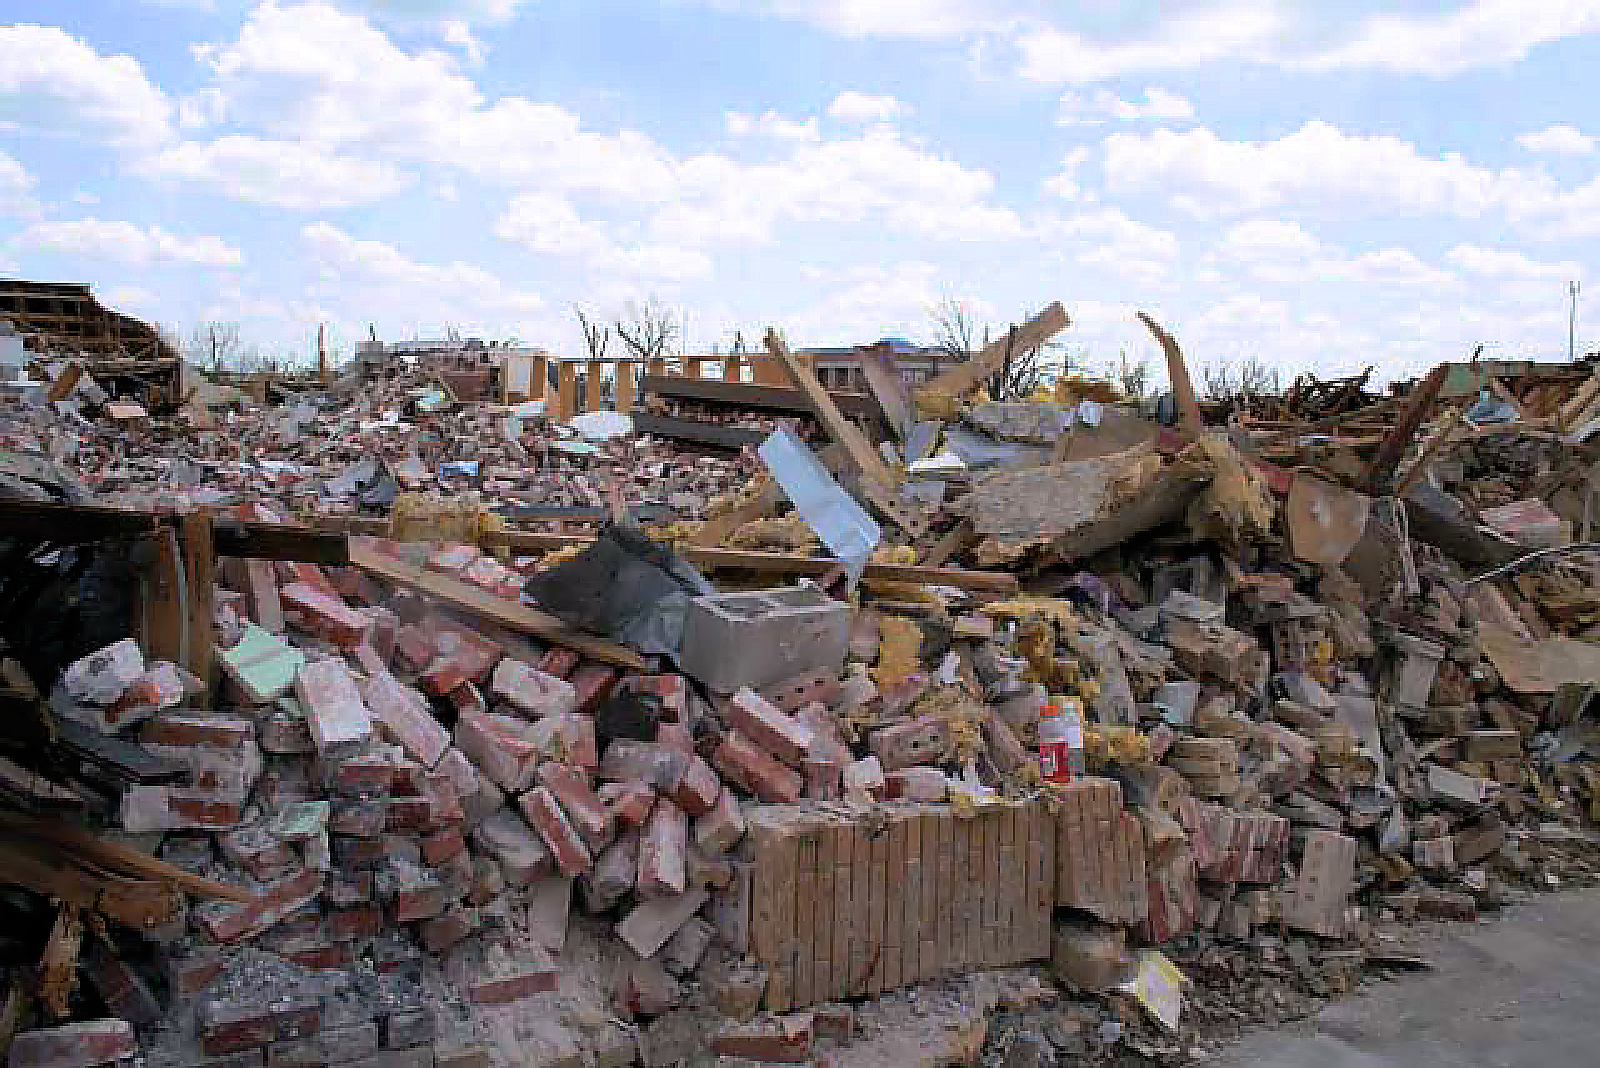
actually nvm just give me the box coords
[3,290,1600,1067]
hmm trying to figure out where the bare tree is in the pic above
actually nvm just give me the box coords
[1199,355,1282,403]
[927,297,1064,401]
[614,298,680,364]
[575,305,611,362]
[190,321,246,373]
[1108,348,1154,401]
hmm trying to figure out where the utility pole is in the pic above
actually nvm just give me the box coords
[1570,280,1581,362]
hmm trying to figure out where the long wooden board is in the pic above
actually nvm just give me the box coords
[348,539,646,669]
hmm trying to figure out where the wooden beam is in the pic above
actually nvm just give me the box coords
[556,362,577,423]
[585,359,606,412]
[484,530,1019,594]
[614,359,635,413]
[0,500,349,562]
[1364,364,1447,494]
[348,538,646,669]
[917,303,1070,403]
[765,328,925,535]
[179,512,217,704]
[38,905,82,1019]
[1138,312,1203,441]
[640,374,882,420]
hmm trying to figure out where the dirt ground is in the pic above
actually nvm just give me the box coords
[1214,888,1600,1068]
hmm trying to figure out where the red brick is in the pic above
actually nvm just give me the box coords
[281,582,370,649]
[258,712,314,754]
[121,786,244,832]
[278,560,337,597]
[219,824,297,881]
[420,826,466,867]
[198,868,323,944]
[328,754,395,798]
[600,780,656,830]
[538,647,581,679]
[164,948,228,995]
[331,798,388,837]
[568,662,619,714]
[624,674,690,720]
[490,658,576,718]
[869,715,951,771]
[418,906,479,952]
[670,755,720,817]
[470,810,552,886]
[802,759,841,801]
[10,1020,136,1068]
[199,998,321,1056]
[693,787,746,855]
[446,681,488,717]
[454,712,539,792]
[140,713,256,750]
[327,905,383,941]
[418,658,469,698]
[286,941,353,971]
[712,731,802,804]
[386,868,449,922]
[421,618,501,684]
[239,558,285,633]
[537,762,613,851]
[727,687,813,764]
[638,799,689,896]
[385,795,444,833]
[295,658,374,754]
[394,626,436,675]
[362,672,449,768]
[711,1015,812,1063]
[520,787,593,877]
[549,712,598,772]
[656,721,695,757]
[885,767,947,801]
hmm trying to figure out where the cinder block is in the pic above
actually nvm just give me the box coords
[678,586,850,694]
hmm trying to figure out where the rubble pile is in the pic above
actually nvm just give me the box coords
[5,298,1600,1068]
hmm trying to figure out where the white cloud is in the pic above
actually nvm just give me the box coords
[302,221,546,328]
[1016,5,1284,84]
[712,0,1009,39]
[440,20,487,65]
[1445,245,1582,279]
[348,0,528,26]
[1518,124,1595,156]
[726,2,1600,84]
[177,88,228,130]
[493,193,713,281]
[1103,121,1553,219]
[725,110,821,141]
[0,24,173,147]
[143,136,414,209]
[0,152,33,204]
[1216,219,1323,261]
[1042,208,1179,284]
[17,218,244,267]
[658,124,1024,245]
[1044,146,1091,200]
[1057,87,1195,125]
[196,2,678,200]
[782,261,952,345]
[827,90,907,123]
[1305,1,1600,77]
[1252,247,1456,287]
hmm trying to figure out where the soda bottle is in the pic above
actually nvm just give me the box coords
[1038,702,1070,783]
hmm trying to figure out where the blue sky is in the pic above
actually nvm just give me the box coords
[3,1,1600,384]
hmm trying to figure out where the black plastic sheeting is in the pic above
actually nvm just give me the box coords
[522,521,712,658]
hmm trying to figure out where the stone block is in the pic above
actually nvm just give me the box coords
[678,586,850,694]
[295,659,373,755]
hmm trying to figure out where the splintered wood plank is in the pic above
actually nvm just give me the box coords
[881,814,906,993]
[793,826,820,1007]
[997,804,1019,966]
[349,539,645,668]
[901,808,924,990]
[866,820,890,995]
[918,808,941,983]
[808,820,835,1006]
[846,819,871,997]
[986,808,1004,966]
[826,821,852,1003]
[1029,800,1055,957]
[963,813,983,971]
[749,810,800,1010]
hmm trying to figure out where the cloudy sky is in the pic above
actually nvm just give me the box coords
[2,1,1598,383]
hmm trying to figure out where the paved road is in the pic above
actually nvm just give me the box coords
[1215,889,1600,1068]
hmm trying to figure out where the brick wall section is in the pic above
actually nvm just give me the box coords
[744,799,1054,1012]
[1054,776,1149,926]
